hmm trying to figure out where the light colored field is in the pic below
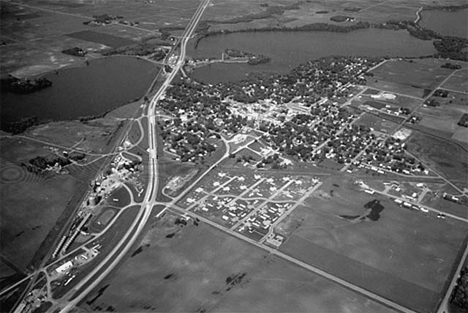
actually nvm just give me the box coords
[417,101,468,140]
[442,68,468,93]
[368,59,455,98]
[355,113,399,133]
[82,212,397,313]
[277,176,467,313]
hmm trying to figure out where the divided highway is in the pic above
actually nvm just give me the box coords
[53,1,211,312]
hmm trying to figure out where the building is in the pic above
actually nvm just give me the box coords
[54,261,73,275]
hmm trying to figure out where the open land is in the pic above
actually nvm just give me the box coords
[406,132,468,189]
[277,176,467,313]
[82,212,396,313]
[1,1,468,313]
[367,59,455,98]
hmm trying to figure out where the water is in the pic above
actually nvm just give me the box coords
[419,8,468,38]
[188,29,437,84]
[1,56,158,127]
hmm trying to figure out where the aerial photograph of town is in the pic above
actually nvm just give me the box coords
[0,0,467,313]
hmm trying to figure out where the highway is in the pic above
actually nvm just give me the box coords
[44,1,212,312]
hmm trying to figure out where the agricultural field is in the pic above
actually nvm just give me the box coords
[81,212,397,313]
[0,110,128,274]
[406,132,468,189]
[0,0,197,77]
[202,0,427,31]
[0,138,81,272]
[416,95,468,143]
[367,59,456,98]
[276,176,467,313]
[25,119,118,154]
[442,68,468,93]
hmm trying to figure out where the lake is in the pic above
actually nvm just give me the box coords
[419,8,468,38]
[188,29,437,84]
[1,56,158,129]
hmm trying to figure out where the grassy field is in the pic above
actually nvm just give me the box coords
[0,138,81,272]
[360,91,423,112]
[277,176,467,313]
[67,30,136,48]
[80,212,397,313]
[441,68,468,93]
[407,132,468,189]
[368,59,455,98]
[355,113,400,134]
[203,0,424,31]
[25,119,117,154]
[416,96,468,143]
[0,0,196,77]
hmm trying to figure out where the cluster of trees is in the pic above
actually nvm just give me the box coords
[22,155,70,173]
[102,42,166,59]
[450,266,468,310]
[3,116,39,134]
[83,14,123,25]
[458,113,468,127]
[0,76,52,94]
[62,47,87,57]
[330,15,354,22]
[21,152,85,174]
[441,62,462,69]
[160,119,217,163]
[236,154,256,164]
[224,49,271,65]
[433,89,449,97]
[382,19,468,60]
[434,37,468,61]
[256,153,287,169]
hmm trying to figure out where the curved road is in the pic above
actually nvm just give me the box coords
[51,1,211,312]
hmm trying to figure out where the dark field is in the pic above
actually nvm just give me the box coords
[0,138,81,272]
[277,176,467,313]
[81,212,398,313]
[407,132,468,189]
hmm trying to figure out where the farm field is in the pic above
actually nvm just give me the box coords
[0,0,197,77]
[441,68,468,92]
[201,0,425,31]
[416,96,468,143]
[276,176,467,313]
[81,212,397,313]
[367,59,455,98]
[0,138,81,272]
[0,112,126,274]
[406,132,468,189]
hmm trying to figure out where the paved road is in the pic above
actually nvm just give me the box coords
[48,1,211,312]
